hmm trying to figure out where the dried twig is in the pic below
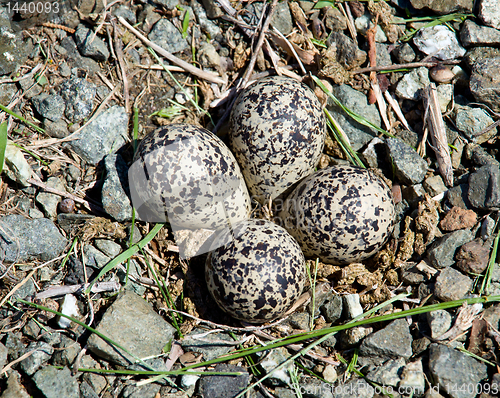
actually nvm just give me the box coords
[35,281,121,299]
[111,19,130,112]
[354,60,460,74]
[384,91,412,131]
[117,17,225,85]
[423,84,454,187]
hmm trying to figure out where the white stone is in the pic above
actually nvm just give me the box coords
[323,364,337,383]
[344,294,363,318]
[436,84,453,113]
[479,0,500,29]
[413,25,466,60]
[4,142,33,186]
[180,371,199,388]
[58,294,80,329]
[395,67,430,100]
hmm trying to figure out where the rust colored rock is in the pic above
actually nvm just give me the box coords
[456,238,491,274]
[439,206,478,231]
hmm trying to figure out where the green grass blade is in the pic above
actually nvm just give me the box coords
[0,121,8,174]
[182,9,190,39]
[312,76,394,139]
[85,223,164,293]
[0,103,45,134]
[480,222,500,295]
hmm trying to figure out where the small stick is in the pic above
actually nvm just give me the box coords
[35,281,121,299]
[423,84,454,187]
[384,91,412,131]
[112,19,130,112]
[117,17,225,85]
[41,22,76,34]
[354,60,460,74]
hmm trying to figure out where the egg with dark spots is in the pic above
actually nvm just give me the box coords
[206,219,306,323]
[278,165,395,265]
[229,76,326,204]
[129,124,251,229]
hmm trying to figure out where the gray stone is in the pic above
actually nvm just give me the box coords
[2,370,30,398]
[83,244,110,269]
[68,105,128,165]
[434,267,474,301]
[426,229,473,269]
[148,19,188,54]
[197,42,221,69]
[366,358,405,386]
[0,341,8,369]
[413,25,466,60]
[465,143,499,167]
[87,290,176,365]
[80,381,100,398]
[327,31,367,70]
[117,259,146,296]
[74,24,110,61]
[325,84,381,151]
[0,215,68,262]
[180,327,236,361]
[321,295,343,323]
[244,2,293,36]
[468,165,500,210]
[394,43,416,63]
[479,0,500,29]
[9,279,36,301]
[395,66,430,100]
[59,77,96,122]
[121,383,162,398]
[94,239,122,258]
[198,364,250,398]
[101,153,133,222]
[355,13,387,42]
[436,83,453,112]
[191,0,221,38]
[464,46,500,71]
[52,335,81,366]
[259,346,293,386]
[409,0,472,14]
[359,319,413,360]
[470,57,500,112]
[423,175,447,197]
[446,184,472,209]
[287,312,311,330]
[324,6,347,31]
[344,294,363,319]
[481,215,496,239]
[455,106,497,144]
[32,93,65,121]
[0,81,17,105]
[299,376,334,398]
[400,359,425,396]
[332,378,375,398]
[18,76,43,99]
[20,341,54,375]
[460,19,500,47]
[428,343,487,398]
[60,36,101,74]
[112,6,137,24]
[426,310,452,338]
[359,137,386,169]
[3,143,33,186]
[32,366,79,398]
[36,176,66,219]
[386,137,428,185]
[154,0,179,9]
[0,31,28,76]
[44,118,69,138]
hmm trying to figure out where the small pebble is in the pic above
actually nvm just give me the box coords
[429,65,455,83]
[59,198,75,213]
[439,206,477,231]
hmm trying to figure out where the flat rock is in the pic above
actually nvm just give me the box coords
[148,18,188,54]
[465,143,499,167]
[409,0,473,13]
[101,154,133,222]
[325,84,381,150]
[3,142,33,186]
[456,238,491,274]
[386,137,428,185]
[32,366,79,398]
[460,19,500,47]
[434,267,473,301]
[68,105,128,165]
[470,57,500,112]
[468,164,500,210]
[180,328,240,361]
[87,290,176,365]
[59,77,96,122]
[439,206,477,231]
[198,364,250,398]
[395,66,430,100]
[60,36,101,74]
[366,358,405,386]
[427,229,473,268]
[479,0,500,29]
[32,93,65,122]
[191,1,221,38]
[36,176,66,219]
[423,175,447,197]
[328,31,368,70]
[359,319,413,361]
[426,310,452,338]
[413,25,466,60]
[455,106,497,144]
[428,343,488,398]
[446,184,472,210]
[44,119,69,138]
[0,215,68,262]
[2,370,31,398]
[259,346,293,386]
[74,24,110,61]
[20,341,54,376]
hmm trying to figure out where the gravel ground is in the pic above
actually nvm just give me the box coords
[0,0,500,397]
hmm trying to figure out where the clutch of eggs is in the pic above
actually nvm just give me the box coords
[278,165,395,265]
[229,76,326,204]
[128,123,251,230]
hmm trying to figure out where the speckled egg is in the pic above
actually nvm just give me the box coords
[278,165,395,265]
[229,76,326,204]
[128,124,251,230]
[206,219,306,323]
